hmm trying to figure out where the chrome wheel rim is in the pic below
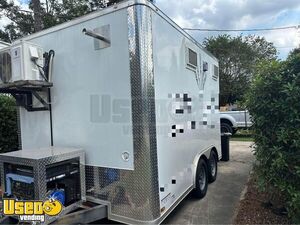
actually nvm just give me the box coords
[198,166,206,190]
[210,156,216,177]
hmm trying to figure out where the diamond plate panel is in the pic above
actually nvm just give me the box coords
[85,5,161,223]
[17,107,22,150]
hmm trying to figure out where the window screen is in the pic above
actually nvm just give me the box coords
[212,65,219,81]
[187,48,197,68]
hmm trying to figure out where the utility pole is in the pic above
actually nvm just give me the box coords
[297,25,300,48]
[32,0,43,32]
[45,0,49,13]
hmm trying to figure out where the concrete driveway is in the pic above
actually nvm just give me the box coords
[163,141,254,224]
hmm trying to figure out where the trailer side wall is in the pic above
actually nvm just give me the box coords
[152,11,221,212]
[20,8,135,170]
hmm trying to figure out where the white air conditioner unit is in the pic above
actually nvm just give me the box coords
[0,41,44,85]
[11,41,44,83]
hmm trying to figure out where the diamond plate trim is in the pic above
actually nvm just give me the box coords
[17,107,22,150]
[85,5,160,223]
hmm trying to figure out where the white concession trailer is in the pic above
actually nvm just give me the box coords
[0,0,221,224]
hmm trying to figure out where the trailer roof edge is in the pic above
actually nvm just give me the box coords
[0,41,11,46]
[15,0,218,62]
[135,0,219,61]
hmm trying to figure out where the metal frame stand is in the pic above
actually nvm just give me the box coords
[0,81,52,112]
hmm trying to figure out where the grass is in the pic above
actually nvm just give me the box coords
[231,136,254,142]
[231,129,254,142]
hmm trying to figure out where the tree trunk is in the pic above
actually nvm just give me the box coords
[32,0,43,32]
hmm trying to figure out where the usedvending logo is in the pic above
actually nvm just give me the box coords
[3,199,63,222]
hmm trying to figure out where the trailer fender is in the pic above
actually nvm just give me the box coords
[220,114,238,128]
[191,146,215,188]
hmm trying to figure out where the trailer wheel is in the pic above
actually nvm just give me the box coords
[193,158,208,199]
[208,151,218,183]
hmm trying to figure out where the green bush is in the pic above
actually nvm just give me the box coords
[246,50,300,221]
[0,94,18,153]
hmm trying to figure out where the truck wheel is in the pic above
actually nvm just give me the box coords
[208,151,218,183]
[221,122,233,134]
[193,158,208,199]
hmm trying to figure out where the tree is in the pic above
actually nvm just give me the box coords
[0,95,18,153]
[288,47,300,58]
[32,0,43,31]
[245,48,300,222]
[245,35,277,62]
[0,0,134,43]
[0,0,34,41]
[203,35,277,106]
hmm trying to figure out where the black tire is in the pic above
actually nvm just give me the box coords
[208,151,218,183]
[221,122,233,134]
[193,158,208,199]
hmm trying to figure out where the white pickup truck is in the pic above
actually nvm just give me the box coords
[220,110,252,134]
